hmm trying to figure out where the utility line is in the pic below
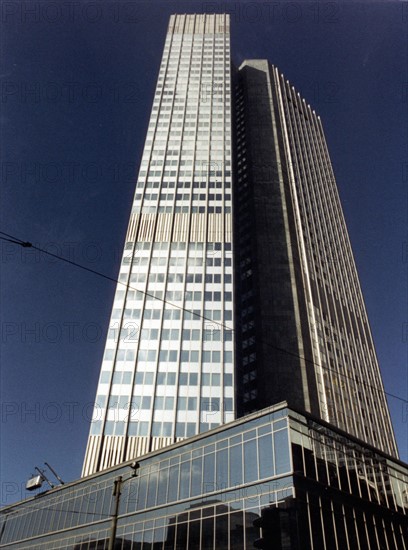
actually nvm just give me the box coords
[1,230,406,406]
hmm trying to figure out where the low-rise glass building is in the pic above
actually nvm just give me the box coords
[1,403,407,549]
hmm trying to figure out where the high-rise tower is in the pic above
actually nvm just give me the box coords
[83,14,235,476]
[234,60,398,457]
[2,13,405,550]
[83,13,397,477]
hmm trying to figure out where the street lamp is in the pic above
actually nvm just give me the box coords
[25,463,65,491]
[108,461,140,550]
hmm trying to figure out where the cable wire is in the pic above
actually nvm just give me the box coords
[1,230,406,406]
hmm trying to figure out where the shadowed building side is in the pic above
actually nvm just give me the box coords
[234,61,319,419]
[234,59,397,458]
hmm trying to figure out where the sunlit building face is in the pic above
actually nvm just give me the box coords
[83,14,235,476]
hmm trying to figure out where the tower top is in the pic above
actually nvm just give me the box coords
[168,13,230,34]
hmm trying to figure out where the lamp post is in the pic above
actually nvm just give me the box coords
[25,462,64,492]
[108,462,140,550]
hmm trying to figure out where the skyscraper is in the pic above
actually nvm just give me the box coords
[2,14,407,549]
[233,60,397,457]
[82,13,397,477]
[83,13,235,476]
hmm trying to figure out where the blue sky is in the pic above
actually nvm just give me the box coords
[1,1,407,505]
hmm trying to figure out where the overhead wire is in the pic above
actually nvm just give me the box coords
[1,230,406,406]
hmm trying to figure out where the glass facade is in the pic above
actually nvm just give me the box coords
[289,411,408,548]
[1,406,293,549]
[1,405,407,549]
[83,14,235,476]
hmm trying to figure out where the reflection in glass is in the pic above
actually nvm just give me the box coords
[274,429,291,474]
[216,448,229,489]
[137,475,148,510]
[203,452,215,493]
[188,519,201,548]
[229,510,244,550]
[176,520,188,548]
[258,433,274,479]
[168,464,179,503]
[229,444,243,487]
[191,457,203,497]
[244,439,258,483]
[245,509,261,549]
[157,467,169,505]
[215,512,229,549]
[142,527,154,547]
[179,460,191,500]
[202,516,215,549]
[146,470,158,508]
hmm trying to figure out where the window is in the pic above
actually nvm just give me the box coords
[178,397,197,411]
[155,397,174,410]
[152,421,173,437]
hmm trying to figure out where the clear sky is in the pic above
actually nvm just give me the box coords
[1,1,407,505]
